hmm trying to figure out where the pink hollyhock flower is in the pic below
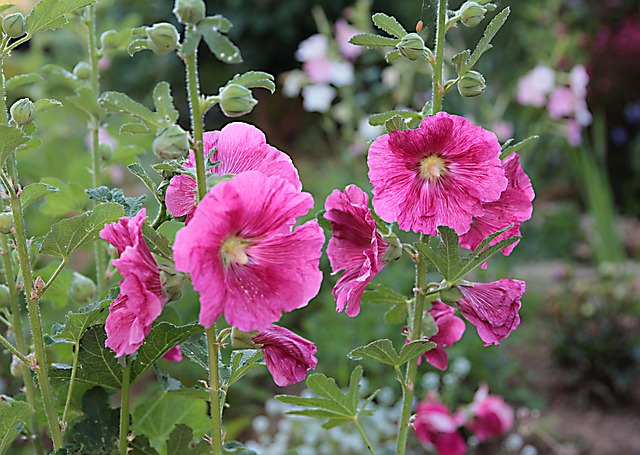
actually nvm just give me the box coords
[490,120,514,142]
[516,64,555,107]
[335,19,363,61]
[99,209,166,357]
[414,392,466,455]
[466,384,514,441]
[566,119,582,146]
[422,301,466,371]
[459,153,534,257]
[303,57,334,84]
[368,112,507,236]
[547,86,576,119]
[251,325,318,387]
[165,122,301,221]
[162,345,182,362]
[324,185,390,317]
[295,34,328,62]
[173,171,324,331]
[456,279,525,346]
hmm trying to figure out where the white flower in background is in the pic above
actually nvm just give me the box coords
[302,84,336,112]
[516,64,555,107]
[329,61,355,87]
[282,70,307,98]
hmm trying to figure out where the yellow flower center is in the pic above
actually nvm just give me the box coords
[220,236,249,267]
[420,155,446,181]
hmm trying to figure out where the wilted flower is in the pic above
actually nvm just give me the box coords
[368,112,507,236]
[465,384,514,441]
[173,171,324,331]
[421,301,466,370]
[414,392,466,455]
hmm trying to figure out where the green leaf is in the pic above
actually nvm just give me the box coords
[100,91,163,132]
[451,49,471,75]
[26,0,96,35]
[5,73,43,91]
[41,64,79,89]
[40,202,125,259]
[349,33,399,48]
[66,87,103,120]
[152,81,179,124]
[180,336,209,371]
[141,224,173,260]
[66,387,119,453]
[226,349,264,387]
[0,125,28,166]
[86,186,146,218]
[167,424,209,455]
[453,231,521,281]
[33,98,63,113]
[131,322,202,382]
[361,283,408,306]
[368,110,421,127]
[129,434,160,455]
[34,261,74,308]
[0,400,33,455]
[39,178,90,217]
[385,49,402,63]
[384,302,407,324]
[20,182,59,209]
[372,13,407,38]
[225,71,275,94]
[198,15,232,33]
[348,339,401,366]
[459,7,510,74]
[127,163,159,199]
[51,301,108,344]
[127,38,150,56]
[501,135,538,158]
[120,123,151,135]
[385,115,408,133]
[415,226,462,283]
[223,441,258,455]
[0,5,14,14]
[199,27,242,63]
[398,340,436,365]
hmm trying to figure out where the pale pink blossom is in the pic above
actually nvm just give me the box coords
[303,57,334,84]
[516,65,555,107]
[466,384,514,441]
[368,112,507,236]
[566,119,582,146]
[414,392,466,455]
[324,185,389,317]
[173,171,324,331]
[547,87,576,119]
[295,34,328,62]
[421,301,466,371]
[301,84,336,112]
[335,19,363,61]
[252,325,318,387]
[490,120,514,142]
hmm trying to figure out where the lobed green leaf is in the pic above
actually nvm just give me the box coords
[459,7,510,74]
[34,98,63,113]
[26,0,96,35]
[20,182,59,209]
[65,387,119,453]
[361,283,408,306]
[0,400,33,455]
[348,338,401,366]
[152,81,179,124]
[86,186,146,218]
[372,12,407,38]
[398,340,436,365]
[501,135,539,159]
[349,33,399,48]
[5,73,43,91]
[0,125,28,166]
[368,110,421,127]
[199,28,242,64]
[226,71,276,93]
[166,424,209,455]
[66,87,103,120]
[226,349,264,387]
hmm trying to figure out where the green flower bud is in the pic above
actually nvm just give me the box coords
[99,142,114,161]
[457,70,486,97]
[382,233,403,263]
[2,13,26,39]
[101,30,119,50]
[396,32,426,61]
[218,84,257,118]
[460,2,487,28]
[73,61,91,80]
[152,125,190,160]
[146,23,180,56]
[439,286,463,304]
[173,0,206,25]
[0,284,10,308]
[158,260,186,303]
[231,327,260,349]
[0,212,13,235]
[10,98,36,125]
[69,272,97,303]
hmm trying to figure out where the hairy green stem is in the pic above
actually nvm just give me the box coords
[354,418,376,455]
[206,325,224,453]
[61,338,81,429]
[431,0,448,114]
[39,258,67,297]
[0,331,28,363]
[119,357,132,454]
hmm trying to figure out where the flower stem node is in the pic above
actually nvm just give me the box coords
[69,272,97,304]
[73,61,91,80]
[152,125,190,160]
[396,33,426,61]
[439,286,463,304]
[10,98,36,125]
[218,84,258,118]
[0,284,9,307]
[173,0,206,26]
[146,23,180,56]
[460,2,488,28]
[230,327,260,349]
[0,212,14,234]
[2,13,26,39]
[458,70,486,97]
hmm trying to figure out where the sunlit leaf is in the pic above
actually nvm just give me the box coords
[372,13,407,38]
[0,400,33,455]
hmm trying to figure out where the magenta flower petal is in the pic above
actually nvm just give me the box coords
[165,174,197,218]
[466,384,514,441]
[368,112,507,235]
[162,345,183,362]
[460,153,534,256]
[252,325,318,387]
[423,301,466,370]
[324,185,389,316]
[173,171,324,331]
[457,279,525,346]
[414,392,467,455]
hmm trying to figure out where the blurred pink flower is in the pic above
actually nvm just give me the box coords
[162,345,182,362]
[334,18,363,61]
[459,153,534,257]
[368,112,507,236]
[173,171,324,331]
[295,34,328,62]
[490,120,514,142]
[465,384,514,441]
[516,64,555,107]
[252,325,318,387]
[303,57,334,84]
[421,301,466,370]
[100,209,166,357]
[165,123,301,221]
[324,185,389,317]
[414,392,466,455]
[456,279,525,346]
[566,119,582,146]
[547,87,576,119]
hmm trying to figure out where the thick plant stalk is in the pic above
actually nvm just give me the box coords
[119,357,132,454]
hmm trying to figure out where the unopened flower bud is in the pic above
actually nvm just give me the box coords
[173,0,206,25]
[2,13,26,39]
[73,61,91,80]
[458,70,486,97]
[152,125,189,160]
[396,33,426,61]
[460,2,487,28]
[231,327,260,349]
[10,355,23,377]
[0,284,10,307]
[218,84,258,118]
[34,276,45,292]
[10,98,36,125]
[158,260,185,303]
[146,23,180,56]
[0,212,13,234]
[439,286,463,304]
[69,272,97,303]
[382,233,403,263]
[99,143,114,161]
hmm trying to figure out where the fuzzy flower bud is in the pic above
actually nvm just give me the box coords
[10,98,36,125]
[439,286,463,304]
[231,327,260,349]
[0,284,9,308]
[73,61,91,80]
[0,212,13,234]
[173,0,206,25]
[396,32,426,61]
[458,70,486,97]
[460,2,487,28]
[69,272,97,303]
[2,13,26,39]
[158,260,185,303]
[218,84,258,118]
[146,23,180,56]
[382,233,403,263]
[152,125,189,160]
